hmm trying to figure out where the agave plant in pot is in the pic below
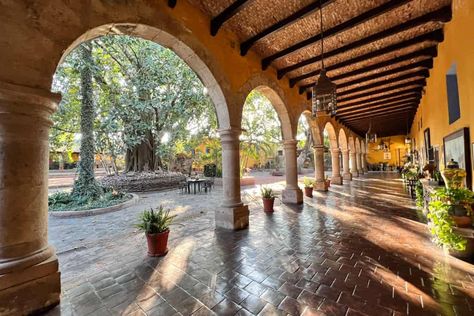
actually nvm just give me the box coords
[136,205,176,257]
[303,177,314,198]
[261,186,276,212]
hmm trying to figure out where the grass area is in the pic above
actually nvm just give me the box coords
[48,190,132,212]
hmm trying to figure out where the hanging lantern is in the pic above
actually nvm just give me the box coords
[311,0,337,118]
[312,70,337,117]
[405,137,412,144]
[366,121,377,144]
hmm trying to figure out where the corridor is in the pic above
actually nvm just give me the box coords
[46,174,474,316]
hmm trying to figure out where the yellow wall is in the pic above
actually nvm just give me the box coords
[366,135,410,167]
[410,0,474,189]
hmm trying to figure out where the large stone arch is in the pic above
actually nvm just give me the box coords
[323,121,339,150]
[238,74,294,141]
[338,128,348,151]
[57,23,232,129]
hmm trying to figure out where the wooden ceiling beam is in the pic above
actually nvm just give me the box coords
[336,88,422,108]
[338,97,420,116]
[337,59,432,90]
[261,0,410,69]
[277,5,450,78]
[240,0,335,56]
[343,106,416,122]
[211,0,252,36]
[337,79,425,103]
[337,69,429,97]
[291,29,443,87]
[167,0,177,8]
[342,104,416,121]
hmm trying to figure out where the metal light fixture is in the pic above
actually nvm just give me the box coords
[312,0,337,117]
[366,121,377,144]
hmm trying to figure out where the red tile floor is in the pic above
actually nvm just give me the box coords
[45,173,474,315]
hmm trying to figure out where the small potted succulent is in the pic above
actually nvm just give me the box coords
[303,177,315,198]
[136,205,176,257]
[261,186,276,212]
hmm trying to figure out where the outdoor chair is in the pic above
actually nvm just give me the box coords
[179,181,188,194]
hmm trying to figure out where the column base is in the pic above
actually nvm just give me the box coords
[313,181,328,192]
[282,187,303,204]
[0,256,60,315]
[331,176,343,185]
[358,169,364,175]
[352,171,359,177]
[343,173,352,181]
[215,204,249,230]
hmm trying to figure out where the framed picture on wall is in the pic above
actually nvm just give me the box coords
[443,127,472,188]
[424,128,431,160]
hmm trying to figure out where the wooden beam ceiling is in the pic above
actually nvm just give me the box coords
[211,0,252,36]
[261,0,411,69]
[240,0,335,56]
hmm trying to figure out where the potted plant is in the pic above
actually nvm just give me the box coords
[431,187,474,227]
[433,170,444,186]
[261,186,276,212]
[136,205,176,257]
[303,177,314,198]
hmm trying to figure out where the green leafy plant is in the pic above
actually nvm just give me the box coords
[136,205,176,234]
[432,187,474,216]
[428,199,467,251]
[48,188,130,212]
[261,187,276,199]
[303,177,315,188]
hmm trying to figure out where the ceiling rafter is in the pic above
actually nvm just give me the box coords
[337,88,422,108]
[337,97,421,116]
[167,0,177,8]
[337,79,425,103]
[337,69,429,97]
[336,59,432,90]
[211,0,253,36]
[240,0,335,56]
[277,5,451,79]
[343,103,416,120]
[344,106,416,122]
[291,29,443,88]
[261,0,411,69]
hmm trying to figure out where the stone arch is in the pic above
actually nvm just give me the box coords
[361,140,367,154]
[323,121,338,150]
[348,136,356,152]
[338,128,348,151]
[238,74,294,141]
[56,23,232,129]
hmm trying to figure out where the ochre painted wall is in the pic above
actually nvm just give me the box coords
[410,0,474,189]
[366,135,409,167]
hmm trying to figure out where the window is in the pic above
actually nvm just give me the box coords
[446,63,461,124]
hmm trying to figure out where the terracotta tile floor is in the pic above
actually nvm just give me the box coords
[45,173,474,315]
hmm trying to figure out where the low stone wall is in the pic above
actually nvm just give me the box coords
[100,172,186,192]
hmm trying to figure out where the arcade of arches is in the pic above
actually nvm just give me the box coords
[1,1,474,315]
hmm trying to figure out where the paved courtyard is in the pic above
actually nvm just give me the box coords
[45,174,474,316]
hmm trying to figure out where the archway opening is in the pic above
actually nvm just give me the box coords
[296,113,314,175]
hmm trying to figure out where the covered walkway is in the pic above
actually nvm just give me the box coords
[46,174,473,315]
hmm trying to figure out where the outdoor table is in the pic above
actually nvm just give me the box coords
[186,179,206,194]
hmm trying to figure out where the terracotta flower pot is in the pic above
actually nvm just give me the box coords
[262,197,275,212]
[451,215,472,228]
[146,230,170,257]
[304,186,313,198]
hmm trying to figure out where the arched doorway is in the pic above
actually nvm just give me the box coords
[338,128,352,181]
[323,122,342,185]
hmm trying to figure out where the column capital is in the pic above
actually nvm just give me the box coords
[0,81,60,117]
[331,147,341,154]
[283,139,298,148]
[341,148,350,154]
[312,144,325,150]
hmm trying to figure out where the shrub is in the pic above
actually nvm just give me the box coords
[136,205,176,234]
[303,177,315,188]
[261,186,276,199]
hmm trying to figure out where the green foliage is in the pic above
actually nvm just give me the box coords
[432,187,474,215]
[48,188,130,212]
[261,186,276,199]
[303,177,315,188]
[203,164,217,177]
[427,199,467,251]
[415,180,424,208]
[136,205,176,234]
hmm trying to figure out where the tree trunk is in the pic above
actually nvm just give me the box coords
[125,130,156,172]
[72,43,102,198]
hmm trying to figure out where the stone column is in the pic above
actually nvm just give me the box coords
[350,151,359,177]
[356,153,363,175]
[0,82,60,315]
[330,148,343,185]
[313,145,326,191]
[216,128,249,230]
[282,140,303,204]
[362,153,368,172]
[342,149,352,181]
